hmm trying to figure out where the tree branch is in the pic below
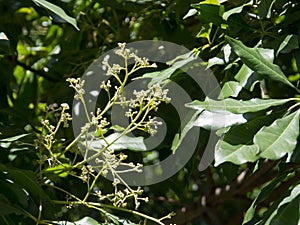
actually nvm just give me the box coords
[15,60,61,82]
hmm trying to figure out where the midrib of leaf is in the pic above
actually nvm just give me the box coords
[261,112,297,152]
[226,36,297,90]
[187,98,291,114]
[256,110,300,158]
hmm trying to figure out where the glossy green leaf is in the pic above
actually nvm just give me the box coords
[87,133,147,152]
[222,110,286,145]
[218,81,243,99]
[277,34,299,55]
[186,97,291,114]
[215,140,259,166]
[264,184,300,225]
[33,0,79,30]
[254,111,300,160]
[226,36,297,89]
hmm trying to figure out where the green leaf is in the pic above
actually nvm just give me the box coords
[234,64,261,91]
[0,164,48,200]
[254,110,300,160]
[258,0,275,18]
[186,97,291,114]
[226,36,297,89]
[242,173,288,224]
[194,110,247,130]
[87,133,147,152]
[136,51,198,87]
[222,110,286,145]
[215,140,259,166]
[183,8,197,19]
[218,81,243,99]
[0,194,22,216]
[264,184,300,225]
[56,217,101,225]
[192,3,224,26]
[32,0,79,30]
[0,133,31,148]
[222,0,253,20]
[172,111,200,152]
[277,34,299,56]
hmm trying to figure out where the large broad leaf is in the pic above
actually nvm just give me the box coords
[32,0,79,30]
[254,110,300,160]
[264,184,300,225]
[226,36,297,89]
[186,97,291,114]
[215,140,259,166]
[86,133,147,152]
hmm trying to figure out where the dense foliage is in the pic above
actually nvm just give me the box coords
[0,0,300,225]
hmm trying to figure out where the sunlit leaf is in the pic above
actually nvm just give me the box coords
[222,0,253,20]
[254,111,300,160]
[183,8,197,19]
[56,217,101,225]
[215,140,259,166]
[218,81,243,99]
[226,36,297,89]
[234,64,261,91]
[87,133,147,152]
[194,110,247,130]
[186,97,291,114]
[33,0,79,30]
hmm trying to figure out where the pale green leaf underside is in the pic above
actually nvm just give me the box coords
[218,81,243,99]
[86,133,147,152]
[226,36,296,89]
[186,97,291,114]
[194,110,247,130]
[215,140,259,166]
[254,110,300,160]
[33,0,79,30]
